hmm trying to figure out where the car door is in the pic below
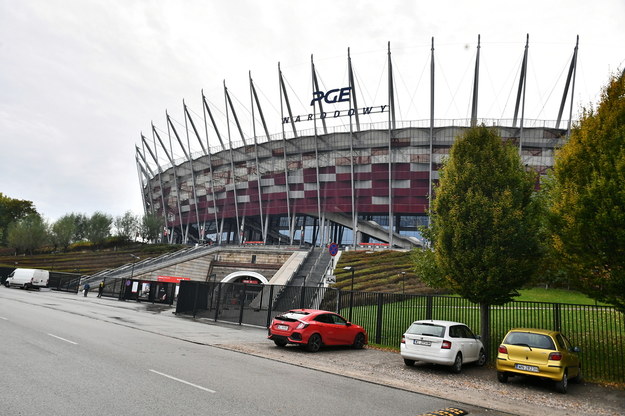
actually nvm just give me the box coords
[460,325,479,361]
[329,313,353,345]
[557,333,580,377]
[449,325,465,356]
[313,314,338,344]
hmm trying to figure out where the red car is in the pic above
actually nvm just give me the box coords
[268,309,368,352]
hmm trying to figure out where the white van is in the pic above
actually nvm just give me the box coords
[4,268,50,289]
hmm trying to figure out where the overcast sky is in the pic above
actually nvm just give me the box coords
[1,0,623,223]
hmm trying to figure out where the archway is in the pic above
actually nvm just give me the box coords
[221,271,268,285]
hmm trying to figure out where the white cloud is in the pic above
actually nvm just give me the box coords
[1,0,623,222]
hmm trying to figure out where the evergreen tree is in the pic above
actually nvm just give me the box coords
[426,126,542,353]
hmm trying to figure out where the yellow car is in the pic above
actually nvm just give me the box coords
[496,328,581,394]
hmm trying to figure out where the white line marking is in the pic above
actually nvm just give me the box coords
[149,369,216,393]
[47,333,78,345]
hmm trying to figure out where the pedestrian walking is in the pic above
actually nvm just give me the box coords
[97,281,104,298]
[83,283,90,297]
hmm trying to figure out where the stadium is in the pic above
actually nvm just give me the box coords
[135,37,579,248]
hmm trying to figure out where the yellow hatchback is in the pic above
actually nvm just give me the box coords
[496,328,581,394]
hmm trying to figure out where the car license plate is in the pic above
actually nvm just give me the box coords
[276,324,289,331]
[515,364,539,373]
[413,339,431,347]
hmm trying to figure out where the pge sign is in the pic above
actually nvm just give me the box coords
[310,87,351,106]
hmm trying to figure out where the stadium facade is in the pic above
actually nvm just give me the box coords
[135,37,579,248]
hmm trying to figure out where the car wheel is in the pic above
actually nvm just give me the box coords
[352,333,365,349]
[450,353,463,373]
[477,348,487,366]
[571,365,583,383]
[273,339,287,347]
[497,371,508,383]
[403,358,415,367]
[555,370,568,394]
[306,334,322,352]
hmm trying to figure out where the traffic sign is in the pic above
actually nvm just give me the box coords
[328,243,339,256]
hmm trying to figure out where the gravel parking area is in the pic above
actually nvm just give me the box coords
[219,342,625,416]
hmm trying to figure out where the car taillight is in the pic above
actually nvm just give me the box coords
[441,340,451,349]
[296,322,308,330]
[549,352,563,361]
[498,345,508,354]
[401,336,405,344]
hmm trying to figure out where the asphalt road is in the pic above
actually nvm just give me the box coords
[0,288,503,416]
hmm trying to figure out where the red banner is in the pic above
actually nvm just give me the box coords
[157,276,191,283]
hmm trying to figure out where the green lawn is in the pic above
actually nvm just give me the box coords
[515,288,608,306]
[341,291,624,384]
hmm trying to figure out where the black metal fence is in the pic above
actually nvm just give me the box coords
[96,278,176,305]
[176,281,625,384]
[48,272,81,293]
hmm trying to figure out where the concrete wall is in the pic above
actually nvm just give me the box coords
[131,247,297,283]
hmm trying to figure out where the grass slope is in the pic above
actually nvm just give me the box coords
[0,243,183,275]
[335,250,600,304]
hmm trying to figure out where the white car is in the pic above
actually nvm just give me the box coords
[401,319,486,373]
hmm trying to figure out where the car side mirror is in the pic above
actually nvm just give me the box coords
[346,322,352,327]
[571,346,580,353]
[476,335,481,340]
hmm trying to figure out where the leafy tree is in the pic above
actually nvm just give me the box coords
[410,248,447,289]
[72,213,89,241]
[85,212,112,246]
[114,211,139,241]
[51,214,77,251]
[7,213,49,254]
[546,71,625,313]
[140,212,164,243]
[424,125,542,352]
[0,193,38,246]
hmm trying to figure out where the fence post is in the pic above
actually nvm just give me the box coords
[553,303,561,332]
[375,293,384,344]
[214,283,222,322]
[337,290,343,314]
[426,295,433,320]
[118,278,126,300]
[299,285,306,309]
[266,285,275,328]
[349,290,354,322]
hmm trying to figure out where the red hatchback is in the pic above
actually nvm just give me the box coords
[268,309,368,352]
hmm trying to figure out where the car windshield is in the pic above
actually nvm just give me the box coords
[406,323,445,338]
[504,332,555,350]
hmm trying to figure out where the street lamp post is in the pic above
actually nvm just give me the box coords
[343,266,356,321]
[343,266,355,291]
[129,254,140,279]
